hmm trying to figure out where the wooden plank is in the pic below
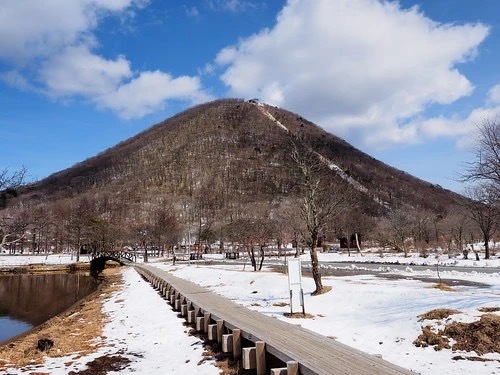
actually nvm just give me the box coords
[136,264,416,375]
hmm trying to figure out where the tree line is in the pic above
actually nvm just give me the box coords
[1,118,499,296]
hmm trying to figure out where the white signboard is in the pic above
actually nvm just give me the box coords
[287,258,304,314]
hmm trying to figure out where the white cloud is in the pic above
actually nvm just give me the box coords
[97,71,211,119]
[216,0,489,147]
[0,70,36,92]
[0,0,208,119]
[39,45,132,98]
[487,84,500,105]
[0,0,142,63]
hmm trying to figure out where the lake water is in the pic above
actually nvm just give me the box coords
[0,273,98,343]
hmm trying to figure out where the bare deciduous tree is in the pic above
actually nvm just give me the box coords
[465,186,499,260]
[461,118,500,259]
[379,208,415,257]
[463,118,500,193]
[0,209,29,251]
[0,167,28,249]
[0,167,26,190]
[291,145,350,295]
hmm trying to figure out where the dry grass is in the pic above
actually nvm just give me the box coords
[283,312,315,319]
[0,268,122,372]
[429,283,455,292]
[417,308,461,321]
[479,307,500,313]
[311,285,332,296]
[443,314,500,355]
[413,326,450,350]
[414,313,500,356]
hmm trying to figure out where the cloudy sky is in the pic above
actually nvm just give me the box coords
[1,0,499,193]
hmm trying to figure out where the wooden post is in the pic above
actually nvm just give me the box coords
[256,341,266,375]
[187,310,196,323]
[208,324,218,341]
[216,319,224,344]
[196,316,204,331]
[181,304,187,317]
[287,361,299,375]
[233,329,241,360]
[203,313,211,333]
[222,334,233,353]
[242,347,256,370]
[270,369,287,375]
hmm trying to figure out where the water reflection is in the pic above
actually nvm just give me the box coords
[0,273,98,343]
[0,317,32,343]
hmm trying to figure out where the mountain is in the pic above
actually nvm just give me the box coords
[19,98,464,215]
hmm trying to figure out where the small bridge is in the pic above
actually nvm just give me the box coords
[90,250,136,274]
[92,249,136,263]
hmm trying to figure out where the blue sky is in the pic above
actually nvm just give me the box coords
[1,0,499,194]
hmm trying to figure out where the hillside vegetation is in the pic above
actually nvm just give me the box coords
[1,99,472,256]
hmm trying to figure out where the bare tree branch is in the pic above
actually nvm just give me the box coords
[0,166,27,190]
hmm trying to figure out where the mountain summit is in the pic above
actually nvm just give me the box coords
[23,98,463,215]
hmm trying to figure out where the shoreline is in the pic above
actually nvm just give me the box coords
[0,266,119,372]
[0,262,91,276]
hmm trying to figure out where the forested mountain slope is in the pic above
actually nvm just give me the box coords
[21,98,464,215]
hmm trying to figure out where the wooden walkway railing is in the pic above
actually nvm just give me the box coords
[135,264,416,375]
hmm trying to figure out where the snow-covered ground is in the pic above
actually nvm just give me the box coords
[1,267,219,375]
[0,253,89,266]
[1,252,499,374]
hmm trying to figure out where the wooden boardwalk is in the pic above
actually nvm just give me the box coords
[135,264,416,375]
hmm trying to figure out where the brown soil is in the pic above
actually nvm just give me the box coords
[414,311,500,356]
[0,268,121,372]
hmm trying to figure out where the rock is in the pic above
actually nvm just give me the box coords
[37,338,54,351]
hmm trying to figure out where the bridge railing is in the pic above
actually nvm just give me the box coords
[92,250,137,263]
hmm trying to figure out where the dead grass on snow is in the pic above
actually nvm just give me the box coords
[0,268,122,372]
